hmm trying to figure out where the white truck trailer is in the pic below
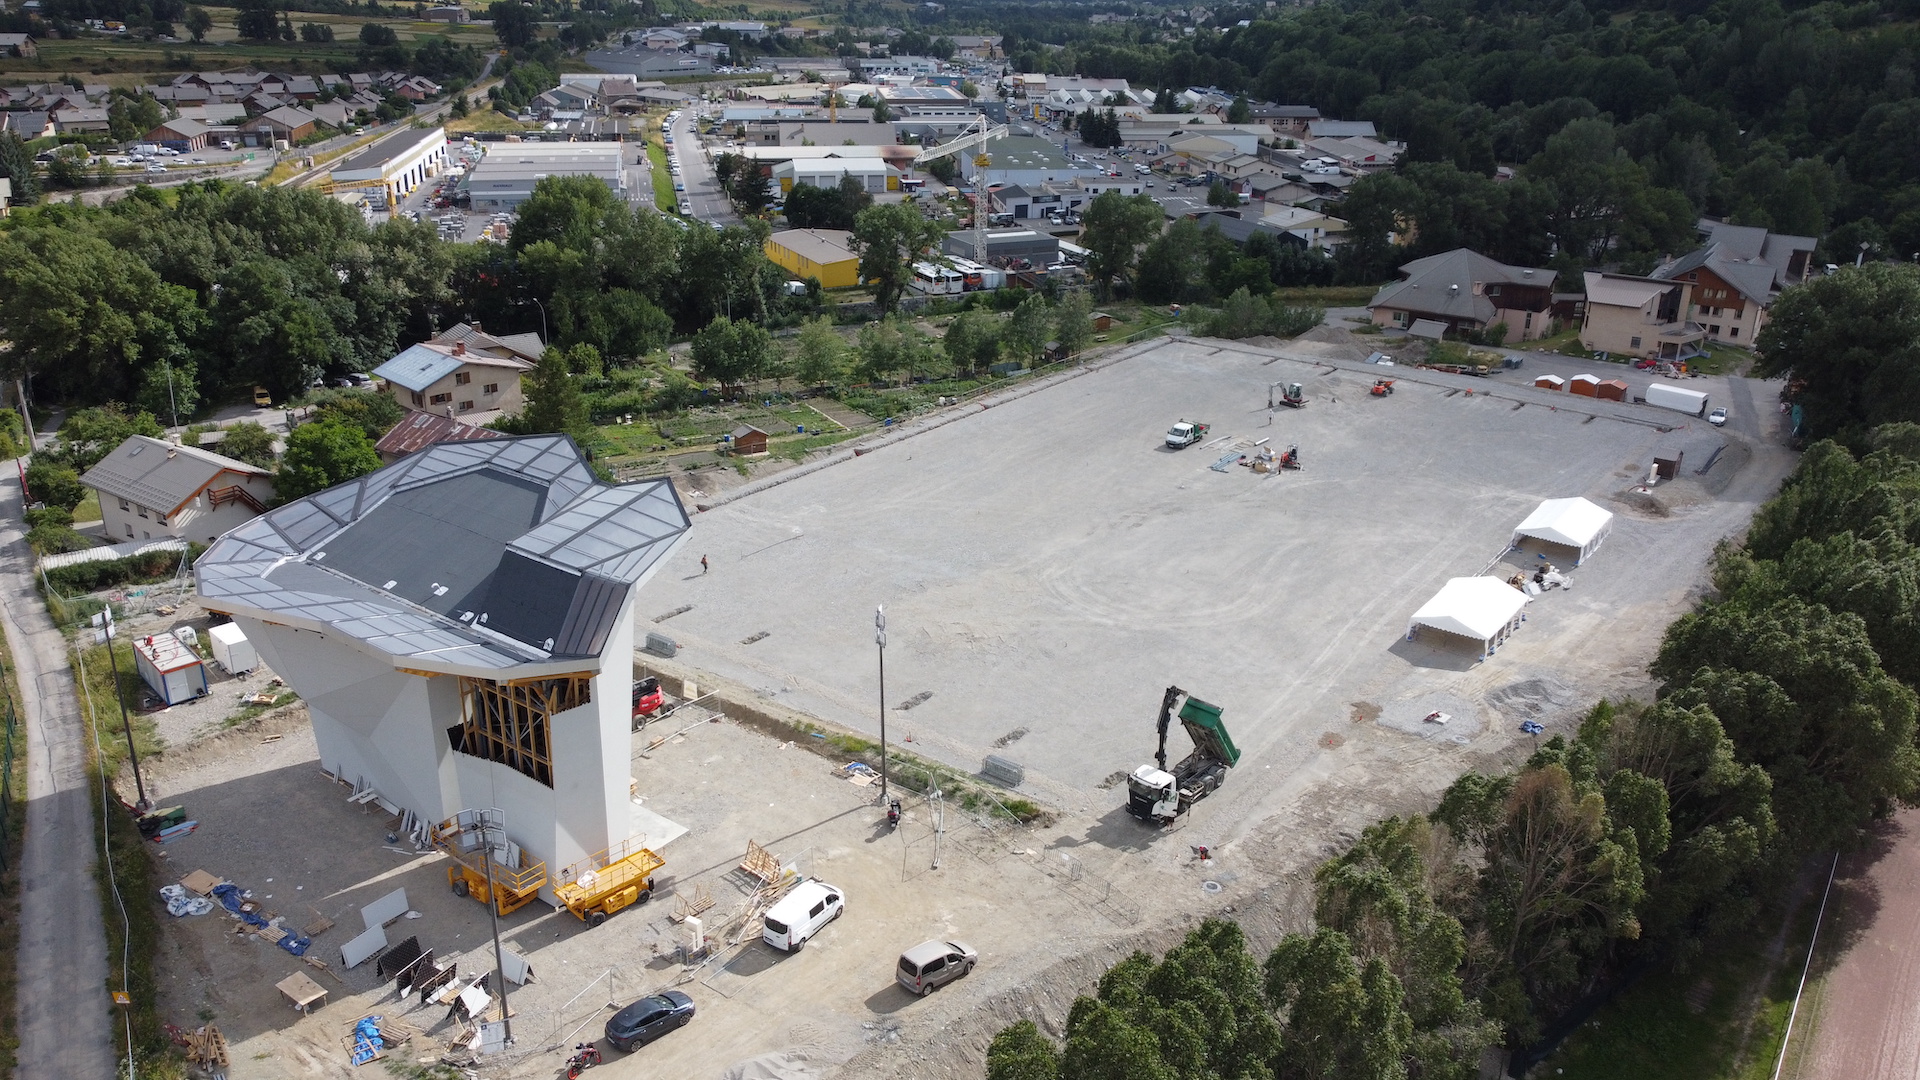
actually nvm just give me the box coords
[1644,382,1708,417]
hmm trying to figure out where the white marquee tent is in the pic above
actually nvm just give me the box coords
[1511,496,1614,564]
[1407,576,1529,656]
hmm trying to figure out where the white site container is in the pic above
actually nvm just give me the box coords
[1644,382,1708,417]
[133,632,208,706]
[207,621,258,676]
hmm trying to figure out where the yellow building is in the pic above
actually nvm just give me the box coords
[766,229,861,289]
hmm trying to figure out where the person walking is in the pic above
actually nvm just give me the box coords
[701,555,709,575]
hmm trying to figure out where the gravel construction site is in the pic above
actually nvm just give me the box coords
[138,334,1799,1079]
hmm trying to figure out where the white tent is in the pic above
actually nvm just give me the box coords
[1511,496,1614,564]
[1407,577,1529,656]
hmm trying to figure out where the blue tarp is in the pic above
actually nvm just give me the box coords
[349,1017,384,1065]
[210,882,312,956]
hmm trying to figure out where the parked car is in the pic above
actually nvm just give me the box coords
[1708,407,1728,426]
[896,939,977,996]
[145,164,168,173]
[604,990,694,1052]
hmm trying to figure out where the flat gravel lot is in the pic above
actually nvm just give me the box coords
[642,337,1796,842]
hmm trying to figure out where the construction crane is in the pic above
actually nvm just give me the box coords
[914,113,1007,263]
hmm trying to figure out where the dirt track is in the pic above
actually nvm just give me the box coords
[1789,808,1920,1079]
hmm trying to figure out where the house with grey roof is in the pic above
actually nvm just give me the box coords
[1368,248,1557,341]
[373,338,534,423]
[193,435,693,903]
[1649,220,1816,348]
[80,436,275,545]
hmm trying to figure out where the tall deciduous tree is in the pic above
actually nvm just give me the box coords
[790,316,848,387]
[850,203,944,315]
[1753,264,1920,440]
[1080,192,1164,301]
[689,316,773,395]
[518,346,592,438]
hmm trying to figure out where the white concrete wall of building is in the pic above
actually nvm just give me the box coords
[239,618,454,823]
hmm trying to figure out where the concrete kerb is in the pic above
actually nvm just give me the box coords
[693,339,1166,513]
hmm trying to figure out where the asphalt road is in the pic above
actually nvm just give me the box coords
[2,462,114,1077]
[671,110,736,227]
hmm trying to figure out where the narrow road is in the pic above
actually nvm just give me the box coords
[673,110,736,227]
[2,463,114,1076]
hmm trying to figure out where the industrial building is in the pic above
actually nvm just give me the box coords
[329,126,449,208]
[765,229,862,289]
[772,158,900,194]
[941,227,1060,265]
[194,436,694,902]
[459,143,626,210]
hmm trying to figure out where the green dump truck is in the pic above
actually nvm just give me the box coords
[1126,686,1241,824]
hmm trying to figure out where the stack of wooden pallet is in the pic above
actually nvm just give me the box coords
[186,1025,229,1077]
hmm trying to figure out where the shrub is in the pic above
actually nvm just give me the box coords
[23,461,85,511]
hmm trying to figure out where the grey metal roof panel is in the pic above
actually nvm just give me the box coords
[194,434,689,672]
[79,435,267,515]
[372,343,463,392]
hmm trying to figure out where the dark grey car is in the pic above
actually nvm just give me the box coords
[605,990,694,1052]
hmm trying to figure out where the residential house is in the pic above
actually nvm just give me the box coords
[1368,248,1556,341]
[0,176,11,218]
[1258,204,1348,250]
[52,106,110,135]
[430,322,545,364]
[949,34,1002,59]
[240,105,320,144]
[1305,135,1401,172]
[309,101,356,129]
[0,33,36,58]
[1578,271,1706,361]
[80,436,275,545]
[146,117,210,152]
[1648,220,1817,347]
[389,76,442,102]
[0,111,52,140]
[1248,103,1318,135]
[371,409,504,463]
[372,340,533,420]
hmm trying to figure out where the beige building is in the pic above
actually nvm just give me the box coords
[373,324,541,424]
[81,436,275,545]
[1649,221,1816,348]
[1578,272,1706,361]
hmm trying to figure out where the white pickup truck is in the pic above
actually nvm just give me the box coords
[1166,420,1211,448]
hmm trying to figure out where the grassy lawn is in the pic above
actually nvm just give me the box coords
[1684,343,1751,376]
[594,397,856,469]
[1269,285,1382,306]
[445,108,536,134]
[647,138,678,214]
[1544,900,1820,1080]
[73,490,101,525]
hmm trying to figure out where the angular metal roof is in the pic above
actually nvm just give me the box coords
[80,435,269,517]
[195,435,691,673]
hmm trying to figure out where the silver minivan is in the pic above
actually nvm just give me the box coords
[896,939,977,995]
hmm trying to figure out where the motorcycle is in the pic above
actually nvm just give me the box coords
[566,1042,603,1078]
[886,797,902,831]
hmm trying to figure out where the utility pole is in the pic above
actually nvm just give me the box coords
[93,609,149,813]
[478,811,513,1045]
[875,605,888,805]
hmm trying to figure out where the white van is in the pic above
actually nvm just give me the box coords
[762,880,844,951]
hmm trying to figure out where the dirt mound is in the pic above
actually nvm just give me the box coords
[1609,489,1672,518]
[1287,323,1392,364]
[1484,677,1582,723]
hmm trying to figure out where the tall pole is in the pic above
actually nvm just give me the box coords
[479,813,513,1045]
[875,605,887,805]
[96,612,148,813]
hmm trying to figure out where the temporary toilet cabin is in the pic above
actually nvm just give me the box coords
[133,631,209,705]
[207,621,258,676]
[1407,577,1529,657]
[1511,496,1614,565]
[1534,374,1564,391]
[1568,374,1600,397]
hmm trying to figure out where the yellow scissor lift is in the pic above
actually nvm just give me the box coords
[432,817,548,917]
[553,836,666,927]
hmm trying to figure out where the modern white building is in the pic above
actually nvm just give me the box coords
[330,126,449,208]
[460,143,626,210]
[194,437,692,901]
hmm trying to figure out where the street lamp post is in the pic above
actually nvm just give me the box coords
[875,605,887,805]
[528,297,548,345]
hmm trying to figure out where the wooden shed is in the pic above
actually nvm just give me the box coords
[1534,374,1564,391]
[1595,379,1628,401]
[729,426,769,456]
[1568,374,1600,397]
[1090,312,1115,332]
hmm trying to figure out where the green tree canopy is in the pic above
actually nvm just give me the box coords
[517,346,593,439]
[689,316,774,395]
[790,316,848,387]
[213,421,278,469]
[1080,192,1164,301]
[1753,264,1920,441]
[276,419,380,501]
[850,203,945,315]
